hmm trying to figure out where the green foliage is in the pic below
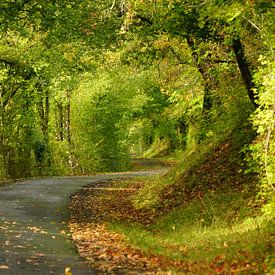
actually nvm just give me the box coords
[0,0,273,212]
[70,67,157,172]
[0,38,38,178]
[250,57,275,203]
[0,1,274,272]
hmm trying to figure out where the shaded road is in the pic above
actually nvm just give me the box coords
[0,169,167,275]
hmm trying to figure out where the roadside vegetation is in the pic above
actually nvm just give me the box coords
[69,127,274,273]
[1,1,274,273]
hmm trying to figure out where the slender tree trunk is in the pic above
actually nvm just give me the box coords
[186,36,213,111]
[44,90,51,167]
[232,37,258,108]
[66,91,71,144]
[44,89,50,139]
[37,89,51,168]
[0,108,5,178]
[57,103,64,141]
[38,89,50,139]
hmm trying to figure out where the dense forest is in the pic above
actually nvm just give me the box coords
[1,0,274,199]
[0,0,274,272]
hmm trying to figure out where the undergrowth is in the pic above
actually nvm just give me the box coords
[108,182,274,273]
[107,124,274,273]
[132,121,256,210]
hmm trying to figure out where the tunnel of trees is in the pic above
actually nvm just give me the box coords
[0,0,274,203]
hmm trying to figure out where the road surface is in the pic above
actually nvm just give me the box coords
[0,170,167,275]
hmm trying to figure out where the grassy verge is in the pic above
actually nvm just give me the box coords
[105,131,274,273]
[109,185,274,273]
[69,168,274,273]
[69,124,274,273]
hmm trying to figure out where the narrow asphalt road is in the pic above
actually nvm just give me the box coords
[0,170,167,275]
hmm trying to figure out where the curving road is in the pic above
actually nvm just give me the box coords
[0,170,167,275]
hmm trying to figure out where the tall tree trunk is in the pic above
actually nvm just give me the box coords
[37,89,51,168]
[186,36,213,112]
[44,90,51,167]
[38,89,50,139]
[57,103,64,141]
[44,89,50,139]
[232,37,258,108]
[66,91,71,144]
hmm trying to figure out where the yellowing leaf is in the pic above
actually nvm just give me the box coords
[65,267,72,275]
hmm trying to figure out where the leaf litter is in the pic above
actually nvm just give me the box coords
[68,179,191,273]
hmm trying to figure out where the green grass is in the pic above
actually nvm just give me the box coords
[132,117,257,211]
[132,135,227,210]
[109,188,274,273]
[109,117,273,272]
[132,124,235,209]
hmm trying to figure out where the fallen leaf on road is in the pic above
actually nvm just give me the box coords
[35,253,45,257]
[0,265,9,269]
[65,267,72,275]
